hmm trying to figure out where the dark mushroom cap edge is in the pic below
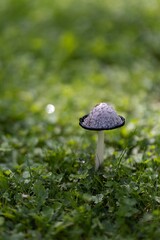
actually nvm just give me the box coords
[79,115,125,131]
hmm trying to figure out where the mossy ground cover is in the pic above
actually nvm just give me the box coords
[0,0,160,239]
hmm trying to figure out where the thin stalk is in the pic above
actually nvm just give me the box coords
[95,131,104,170]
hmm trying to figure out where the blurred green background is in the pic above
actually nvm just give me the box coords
[1,0,160,162]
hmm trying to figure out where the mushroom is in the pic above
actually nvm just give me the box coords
[79,103,125,170]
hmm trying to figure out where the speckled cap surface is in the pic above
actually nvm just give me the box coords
[79,103,125,130]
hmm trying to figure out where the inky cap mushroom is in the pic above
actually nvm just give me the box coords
[79,103,125,169]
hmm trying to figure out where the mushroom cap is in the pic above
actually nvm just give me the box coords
[79,103,125,131]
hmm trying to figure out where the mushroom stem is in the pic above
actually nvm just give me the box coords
[95,131,104,170]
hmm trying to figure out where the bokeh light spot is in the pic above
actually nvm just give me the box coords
[46,104,55,114]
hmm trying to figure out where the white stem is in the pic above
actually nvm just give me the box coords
[95,131,104,170]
